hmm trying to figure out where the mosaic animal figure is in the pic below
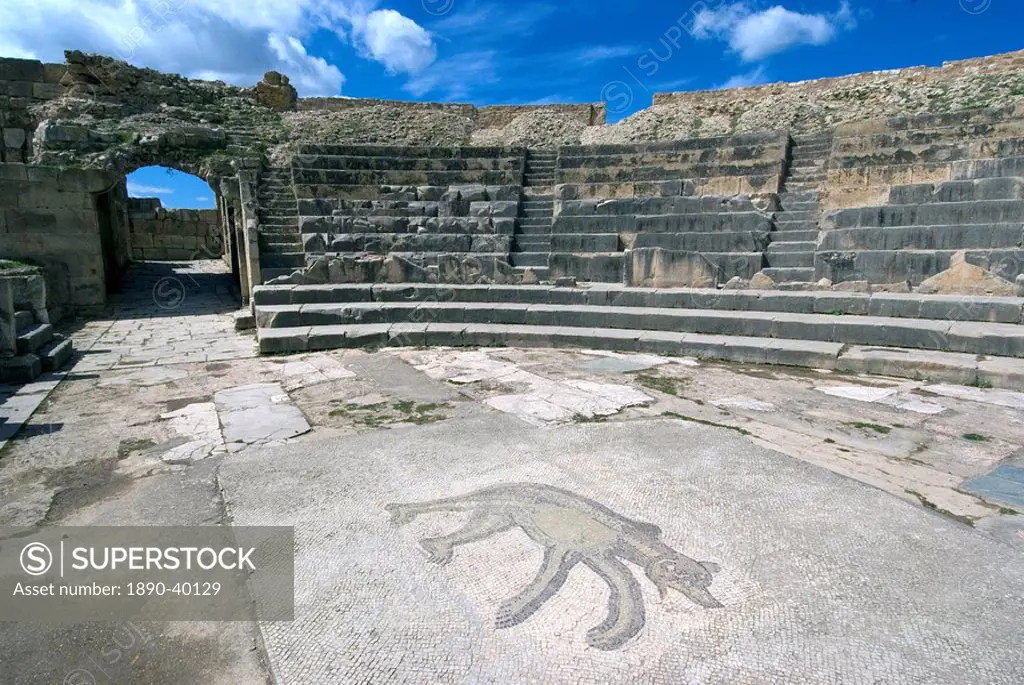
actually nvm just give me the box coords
[385,482,722,650]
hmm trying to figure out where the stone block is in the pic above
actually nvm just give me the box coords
[549,253,623,283]
[2,128,26,150]
[625,248,721,288]
[32,82,63,100]
[0,58,43,82]
[916,250,1019,296]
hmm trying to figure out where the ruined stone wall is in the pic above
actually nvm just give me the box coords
[282,100,604,151]
[127,197,221,261]
[0,163,120,318]
[586,50,1024,145]
[0,58,67,162]
[30,51,284,179]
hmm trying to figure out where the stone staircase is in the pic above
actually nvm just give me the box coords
[257,166,305,282]
[0,311,73,383]
[764,134,831,284]
[511,150,557,274]
[251,282,1024,389]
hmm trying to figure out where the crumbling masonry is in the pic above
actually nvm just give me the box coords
[2,49,1024,386]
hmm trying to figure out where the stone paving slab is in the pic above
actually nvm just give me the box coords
[214,382,311,449]
[220,414,1024,684]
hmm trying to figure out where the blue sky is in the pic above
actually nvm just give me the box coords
[2,0,1020,207]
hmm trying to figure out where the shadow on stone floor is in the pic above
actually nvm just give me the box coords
[59,261,243,333]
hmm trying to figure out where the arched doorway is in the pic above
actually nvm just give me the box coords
[124,166,222,262]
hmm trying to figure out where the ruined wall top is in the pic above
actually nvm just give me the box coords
[584,49,1024,145]
[7,47,1024,172]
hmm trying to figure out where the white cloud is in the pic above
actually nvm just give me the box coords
[0,1,436,97]
[717,66,768,89]
[127,182,174,196]
[196,195,210,201]
[352,9,436,74]
[268,33,345,96]
[693,2,855,62]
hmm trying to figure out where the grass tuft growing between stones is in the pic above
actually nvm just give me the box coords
[962,433,989,442]
[845,421,892,435]
[905,489,977,527]
[633,373,685,396]
[328,399,449,428]
[116,438,157,460]
[661,411,751,436]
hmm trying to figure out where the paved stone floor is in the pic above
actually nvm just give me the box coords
[71,260,256,372]
[0,261,1022,683]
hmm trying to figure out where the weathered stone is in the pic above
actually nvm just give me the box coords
[917,250,1019,295]
[832,280,871,293]
[723,276,749,290]
[255,71,297,110]
[2,128,26,149]
[626,248,720,288]
[749,272,774,290]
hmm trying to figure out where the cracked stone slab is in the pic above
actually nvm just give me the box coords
[409,349,653,426]
[815,385,946,415]
[272,353,356,391]
[158,402,221,464]
[925,384,1024,410]
[214,383,311,449]
[578,349,700,371]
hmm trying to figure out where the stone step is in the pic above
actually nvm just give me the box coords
[767,240,817,253]
[518,223,554,235]
[13,310,33,331]
[761,267,815,282]
[817,223,1024,252]
[515,237,551,250]
[261,267,297,283]
[260,227,301,238]
[779,191,820,202]
[252,283,1024,324]
[775,209,817,221]
[253,322,1024,389]
[0,354,41,384]
[521,200,554,208]
[262,240,303,252]
[39,336,73,372]
[16,323,53,355]
[253,301,1024,357]
[791,150,830,159]
[783,182,823,191]
[764,251,816,268]
[521,207,554,218]
[259,215,299,225]
[826,201,1024,229]
[551,233,619,252]
[779,201,820,212]
[771,229,820,241]
[510,252,550,267]
[261,252,306,268]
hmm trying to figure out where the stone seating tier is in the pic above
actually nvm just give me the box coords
[251,283,1024,389]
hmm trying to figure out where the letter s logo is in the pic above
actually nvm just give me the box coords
[21,542,53,576]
